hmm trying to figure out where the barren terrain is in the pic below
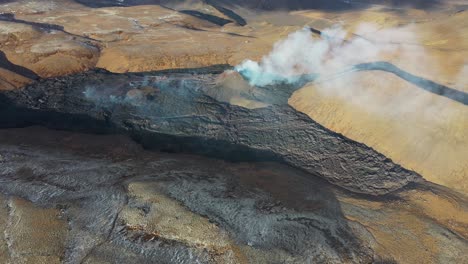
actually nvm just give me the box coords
[0,0,467,263]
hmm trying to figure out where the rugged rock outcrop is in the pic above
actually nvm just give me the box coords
[0,127,374,263]
[0,69,422,195]
[0,127,466,264]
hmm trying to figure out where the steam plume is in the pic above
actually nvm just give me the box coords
[234,23,468,124]
[235,23,427,87]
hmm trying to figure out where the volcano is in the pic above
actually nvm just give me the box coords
[0,0,467,263]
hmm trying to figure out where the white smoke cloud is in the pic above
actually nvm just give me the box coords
[235,28,329,86]
[235,23,429,87]
[233,22,468,128]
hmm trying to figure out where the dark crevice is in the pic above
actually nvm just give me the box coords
[353,61,468,105]
[0,97,285,164]
[0,51,39,80]
[131,129,285,163]
[204,0,247,26]
[179,10,233,26]
[72,0,443,11]
[128,64,231,75]
[224,32,255,38]
[0,13,101,43]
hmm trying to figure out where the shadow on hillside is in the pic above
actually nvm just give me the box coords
[0,13,99,42]
[73,0,442,11]
[0,51,39,80]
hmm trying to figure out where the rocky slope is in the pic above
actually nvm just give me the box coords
[0,0,282,82]
[0,1,466,263]
[0,69,422,195]
[0,127,369,264]
[288,6,468,194]
[0,0,466,194]
[0,127,466,264]
[0,126,375,264]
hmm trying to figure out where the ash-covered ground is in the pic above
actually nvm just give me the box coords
[0,126,466,264]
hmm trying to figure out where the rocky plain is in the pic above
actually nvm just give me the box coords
[0,0,467,263]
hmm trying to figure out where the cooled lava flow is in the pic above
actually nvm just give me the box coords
[0,68,422,195]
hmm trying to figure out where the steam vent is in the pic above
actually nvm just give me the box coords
[0,1,467,263]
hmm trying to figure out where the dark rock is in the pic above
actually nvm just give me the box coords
[0,127,375,263]
[0,69,422,195]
